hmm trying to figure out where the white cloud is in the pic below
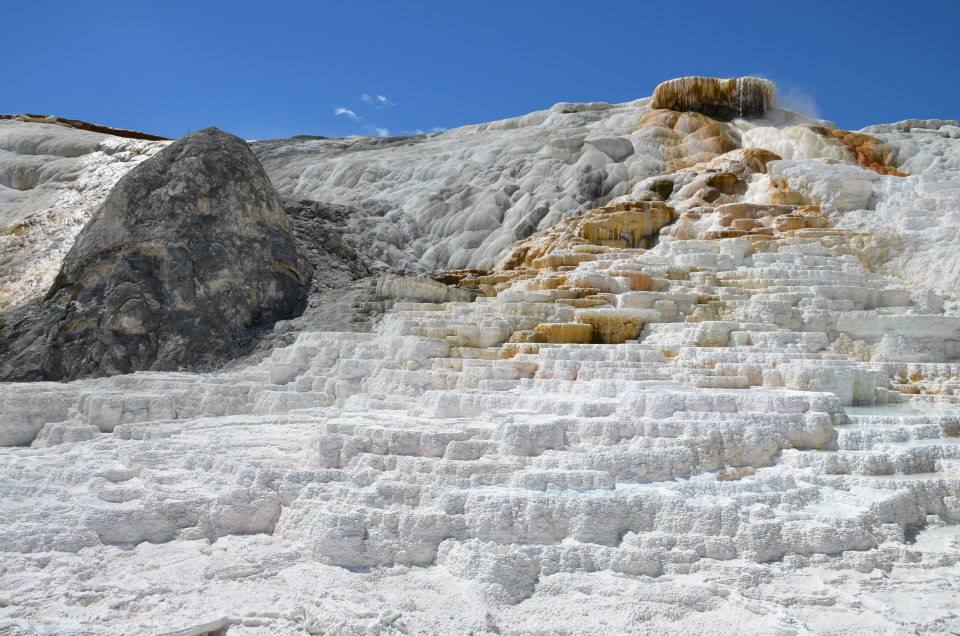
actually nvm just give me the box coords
[373,126,390,137]
[360,93,395,107]
[334,107,359,121]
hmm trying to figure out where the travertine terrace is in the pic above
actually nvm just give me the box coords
[2,77,960,635]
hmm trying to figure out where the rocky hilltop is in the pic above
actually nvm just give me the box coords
[1,77,960,634]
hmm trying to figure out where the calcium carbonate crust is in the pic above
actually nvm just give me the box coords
[1,80,959,635]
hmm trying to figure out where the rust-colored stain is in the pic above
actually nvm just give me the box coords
[809,126,906,176]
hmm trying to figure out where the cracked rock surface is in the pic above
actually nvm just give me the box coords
[0,127,311,381]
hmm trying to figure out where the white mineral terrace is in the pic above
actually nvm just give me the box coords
[2,106,960,634]
[3,227,960,633]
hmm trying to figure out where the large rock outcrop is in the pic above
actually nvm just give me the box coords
[0,127,311,380]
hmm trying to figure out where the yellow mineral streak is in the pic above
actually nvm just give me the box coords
[808,126,906,176]
[615,271,654,292]
[532,322,594,344]
[497,200,675,271]
[574,308,659,344]
[769,190,808,205]
[556,297,610,309]
[638,109,741,171]
[705,148,782,173]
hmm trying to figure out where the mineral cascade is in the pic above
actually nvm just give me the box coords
[1,77,960,634]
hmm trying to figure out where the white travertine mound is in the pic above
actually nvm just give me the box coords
[0,120,166,308]
[252,102,669,272]
[3,100,958,310]
[2,80,960,634]
[838,120,960,305]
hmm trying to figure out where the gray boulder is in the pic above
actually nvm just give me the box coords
[0,127,311,380]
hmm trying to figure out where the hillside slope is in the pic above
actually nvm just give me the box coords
[5,90,956,312]
[1,78,960,635]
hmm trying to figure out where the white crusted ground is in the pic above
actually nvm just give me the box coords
[0,121,166,309]
[2,102,960,635]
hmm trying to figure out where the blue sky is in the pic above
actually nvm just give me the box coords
[2,0,957,139]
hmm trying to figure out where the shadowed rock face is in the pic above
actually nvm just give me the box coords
[0,127,311,381]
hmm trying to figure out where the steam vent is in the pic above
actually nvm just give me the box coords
[650,75,777,120]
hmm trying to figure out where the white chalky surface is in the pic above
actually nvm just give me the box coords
[0,121,166,309]
[2,100,960,635]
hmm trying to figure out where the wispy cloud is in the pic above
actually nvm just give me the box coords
[334,106,360,121]
[361,93,396,108]
[336,94,400,136]
[360,93,397,109]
